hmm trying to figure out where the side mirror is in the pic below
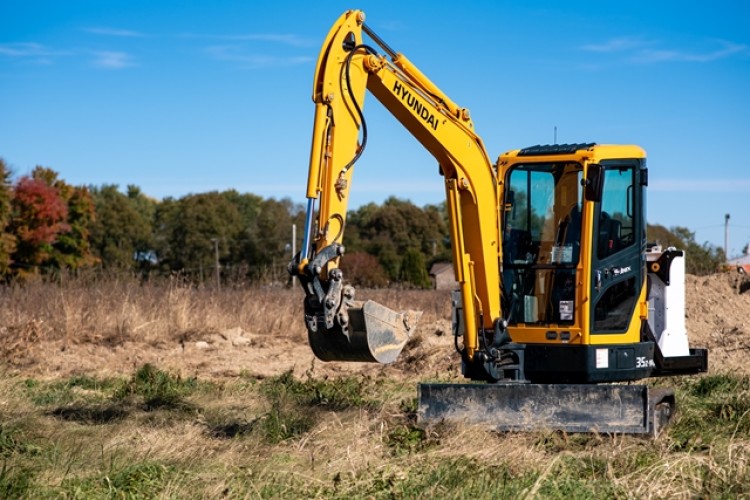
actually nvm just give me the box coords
[584,163,604,202]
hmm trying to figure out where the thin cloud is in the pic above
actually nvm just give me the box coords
[205,45,312,68]
[0,42,71,63]
[220,34,314,48]
[581,37,748,64]
[84,27,146,38]
[633,40,748,63]
[91,51,136,69]
[1,44,135,69]
[581,36,651,53]
[650,178,750,192]
[183,33,315,48]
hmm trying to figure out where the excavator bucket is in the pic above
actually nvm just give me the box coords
[309,300,420,364]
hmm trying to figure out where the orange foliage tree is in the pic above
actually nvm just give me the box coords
[8,166,96,277]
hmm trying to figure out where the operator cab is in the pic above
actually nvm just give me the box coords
[498,143,650,383]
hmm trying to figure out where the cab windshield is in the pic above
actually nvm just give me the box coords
[502,162,582,325]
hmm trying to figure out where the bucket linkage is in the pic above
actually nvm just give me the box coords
[292,243,419,364]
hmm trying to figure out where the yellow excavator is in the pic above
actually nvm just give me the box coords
[289,10,707,435]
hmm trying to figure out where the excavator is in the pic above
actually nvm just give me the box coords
[289,10,707,435]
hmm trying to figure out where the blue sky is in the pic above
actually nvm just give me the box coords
[2,1,749,256]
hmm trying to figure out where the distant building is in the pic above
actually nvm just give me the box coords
[429,261,457,290]
[728,249,750,274]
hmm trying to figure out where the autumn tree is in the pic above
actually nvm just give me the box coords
[36,170,97,271]
[339,251,388,287]
[9,174,70,276]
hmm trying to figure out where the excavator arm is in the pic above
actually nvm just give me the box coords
[290,10,504,368]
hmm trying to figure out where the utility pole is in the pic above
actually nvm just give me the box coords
[211,238,220,291]
[725,214,730,259]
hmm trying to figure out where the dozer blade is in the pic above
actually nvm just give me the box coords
[418,383,675,436]
[309,300,420,364]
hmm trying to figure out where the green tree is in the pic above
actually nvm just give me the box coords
[90,185,154,270]
[155,191,245,280]
[346,197,449,285]
[221,190,263,271]
[127,185,157,232]
[647,224,725,275]
[0,158,16,275]
[422,201,452,262]
[400,248,431,288]
[250,197,303,281]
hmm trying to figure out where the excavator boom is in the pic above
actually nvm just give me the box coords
[291,10,502,366]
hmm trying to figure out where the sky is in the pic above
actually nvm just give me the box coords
[2,0,749,257]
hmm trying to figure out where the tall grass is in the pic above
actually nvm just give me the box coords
[0,274,449,352]
[0,274,314,374]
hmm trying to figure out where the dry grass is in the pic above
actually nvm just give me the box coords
[0,274,748,497]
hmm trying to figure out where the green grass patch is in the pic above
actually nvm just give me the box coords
[60,460,176,498]
[10,366,750,498]
[260,399,316,444]
[23,367,202,425]
[0,423,45,497]
[385,424,439,455]
[253,371,389,444]
[106,461,174,496]
[259,371,382,411]
[0,426,26,458]
[24,375,118,407]
[669,372,750,448]
[0,461,35,499]
[343,457,535,498]
[113,363,198,411]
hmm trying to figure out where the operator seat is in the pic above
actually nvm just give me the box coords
[598,212,622,258]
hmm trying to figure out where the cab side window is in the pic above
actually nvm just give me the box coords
[597,167,634,260]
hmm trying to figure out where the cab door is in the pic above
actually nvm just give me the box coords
[589,160,646,340]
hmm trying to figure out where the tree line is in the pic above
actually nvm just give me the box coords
[0,159,726,286]
[0,160,455,286]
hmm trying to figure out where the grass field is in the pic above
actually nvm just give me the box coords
[0,275,748,498]
[2,367,750,498]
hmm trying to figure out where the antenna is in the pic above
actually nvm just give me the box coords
[553,126,557,144]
